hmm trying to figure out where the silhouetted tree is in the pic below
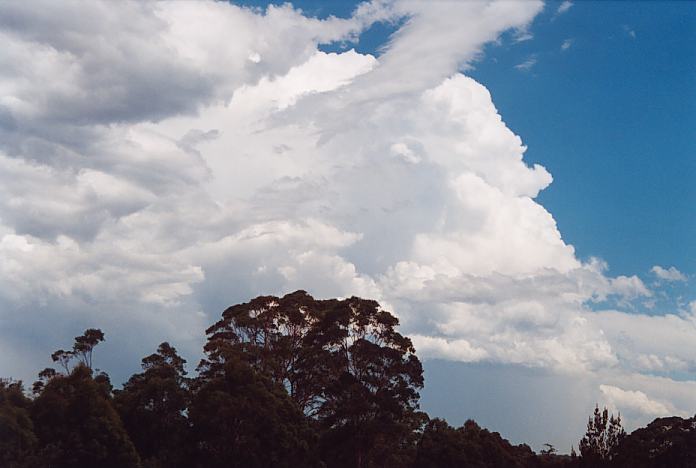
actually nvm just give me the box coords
[414,418,538,468]
[541,444,557,455]
[0,379,37,468]
[202,290,322,411]
[611,415,696,467]
[190,354,319,468]
[308,296,425,467]
[578,405,625,466]
[114,342,192,468]
[203,291,425,468]
[51,349,74,373]
[31,364,140,468]
[8,299,693,468]
[414,418,472,468]
[72,328,105,369]
[32,368,57,395]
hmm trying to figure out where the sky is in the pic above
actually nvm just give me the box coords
[0,0,694,452]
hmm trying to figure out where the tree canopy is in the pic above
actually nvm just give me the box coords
[578,405,625,466]
[0,291,691,468]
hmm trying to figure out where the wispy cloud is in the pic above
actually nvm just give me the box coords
[561,38,573,51]
[556,1,573,16]
[623,24,637,39]
[513,28,533,43]
[514,55,538,71]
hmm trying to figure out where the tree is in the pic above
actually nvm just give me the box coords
[307,296,425,468]
[413,418,537,468]
[32,368,57,395]
[0,379,37,468]
[48,329,105,375]
[540,444,557,455]
[202,291,425,468]
[190,354,319,468]
[31,364,140,468]
[610,415,696,467]
[114,342,192,468]
[578,405,625,466]
[72,328,105,369]
[51,349,74,373]
[32,331,138,468]
[414,418,472,468]
[202,290,322,411]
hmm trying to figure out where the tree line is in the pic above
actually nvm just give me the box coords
[1,290,694,467]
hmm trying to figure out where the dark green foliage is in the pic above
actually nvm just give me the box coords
[0,380,37,468]
[541,444,557,455]
[51,350,74,374]
[32,368,57,395]
[72,328,105,369]
[203,290,425,468]
[611,416,696,468]
[578,405,625,466]
[113,342,192,468]
[49,329,105,377]
[414,418,538,468]
[310,299,426,468]
[2,295,691,468]
[31,364,140,468]
[202,290,326,410]
[189,354,319,468]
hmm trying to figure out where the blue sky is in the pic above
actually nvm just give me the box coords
[475,1,696,317]
[230,0,696,446]
[471,1,696,280]
[1,0,694,453]
[241,0,696,298]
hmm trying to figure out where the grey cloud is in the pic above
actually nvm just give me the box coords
[0,2,213,126]
[0,1,694,436]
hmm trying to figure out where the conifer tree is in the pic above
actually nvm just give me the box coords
[579,405,625,466]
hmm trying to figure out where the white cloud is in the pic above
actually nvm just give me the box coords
[556,1,573,16]
[513,29,534,43]
[561,38,573,51]
[609,275,651,300]
[0,0,694,434]
[599,384,675,418]
[515,56,538,71]
[651,265,687,282]
[590,309,696,374]
[412,335,489,362]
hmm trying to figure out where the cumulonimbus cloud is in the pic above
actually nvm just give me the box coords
[0,0,693,433]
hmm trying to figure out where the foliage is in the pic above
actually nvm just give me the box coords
[578,405,625,466]
[202,290,425,467]
[540,444,557,455]
[610,415,696,468]
[72,328,105,369]
[413,418,539,468]
[49,328,105,375]
[2,294,694,468]
[189,354,320,468]
[0,379,37,468]
[113,342,192,468]
[31,364,140,468]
